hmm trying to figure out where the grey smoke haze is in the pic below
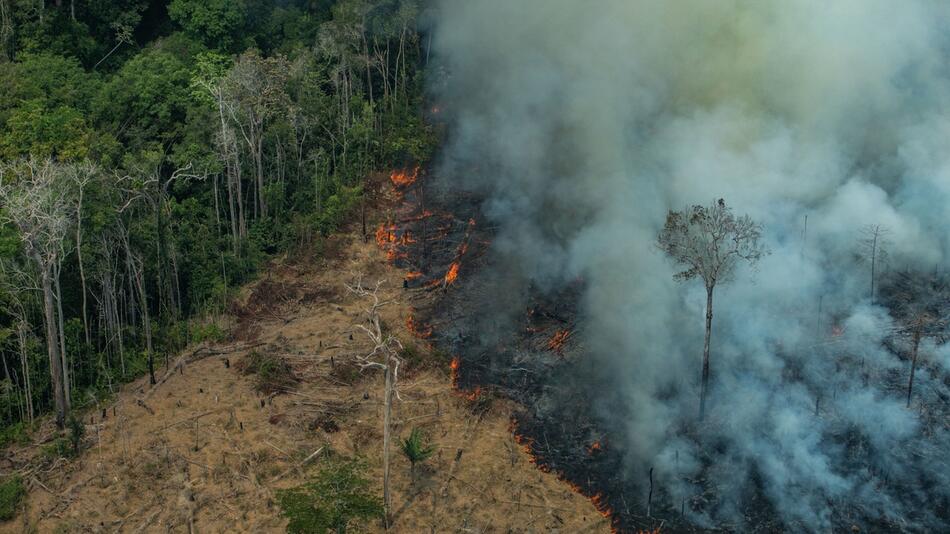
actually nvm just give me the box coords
[430,0,950,530]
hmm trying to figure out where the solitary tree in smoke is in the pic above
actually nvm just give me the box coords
[857,224,889,305]
[657,199,766,421]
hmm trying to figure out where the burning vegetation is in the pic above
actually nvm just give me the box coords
[547,329,573,354]
[390,166,420,189]
[405,312,433,339]
[375,146,950,532]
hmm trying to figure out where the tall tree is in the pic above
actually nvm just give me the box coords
[223,51,289,220]
[657,199,766,421]
[0,158,76,428]
[883,270,949,407]
[858,224,889,305]
[346,275,402,528]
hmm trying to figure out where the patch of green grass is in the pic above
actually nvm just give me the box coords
[190,321,226,344]
[276,456,382,533]
[0,476,25,521]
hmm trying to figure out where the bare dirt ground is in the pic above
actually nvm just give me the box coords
[1,220,610,532]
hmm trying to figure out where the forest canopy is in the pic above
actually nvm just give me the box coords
[0,0,432,430]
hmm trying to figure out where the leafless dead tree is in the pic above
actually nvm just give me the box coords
[857,224,889,305]
[884,270,948,407]
[345,274,402,528]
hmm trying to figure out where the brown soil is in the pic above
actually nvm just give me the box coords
[1,215,611,533]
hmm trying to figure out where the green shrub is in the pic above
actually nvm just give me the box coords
[0,476,24,521]
[42,437,72,460]
[0,422,31,449]
[190,321,226,344]
[399,427,435,477]
[277,456,383,533]
[67,414,85,455]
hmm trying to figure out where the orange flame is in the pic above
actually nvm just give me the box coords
[444,262,460,285]
[375,222,414,263]
[465,386,482,402]
[548,329,573,353]
[390,166,420,188]
[435,218,477,288]
[406,313,433,339]
[405,271,423,281]
[586,440,603,455]
[509,417,623,533]
[375,223,397,247]
[450,356,460,388]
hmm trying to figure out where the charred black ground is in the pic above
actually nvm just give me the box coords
[378,167,950,533]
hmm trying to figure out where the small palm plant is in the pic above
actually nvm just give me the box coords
[399,427,435,480]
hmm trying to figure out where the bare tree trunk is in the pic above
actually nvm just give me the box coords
[234,148,246,241]
[54,267,70,408]
[212,172,221,230]
[225,160,238,253]
[133,260,155,385]
[314,157,323,213]
[216,96,243,250]
[171,249,182,320]
[699,285,714,421]
[255,134,266,219]
[39,264,67,429]
[121,229,155,384]
[101,267,126,377]
[16,320,33,424]
[1,354,12,422]
[907,326,922,407]
[362,24,374,118]
[870,232,877,304]
[76,191,90,346]
[382,355,394,528]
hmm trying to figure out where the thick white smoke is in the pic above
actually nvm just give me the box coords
[431,0,950,530]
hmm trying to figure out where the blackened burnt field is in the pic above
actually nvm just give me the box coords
[376,167,950,534]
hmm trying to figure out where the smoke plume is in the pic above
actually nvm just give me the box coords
[430,0,950,530]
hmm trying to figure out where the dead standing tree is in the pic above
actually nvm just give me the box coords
[884,270,949,407]
[657,198,766,421]
[858,224,889,305]
[0,158,75,428]
[345,275,402,529]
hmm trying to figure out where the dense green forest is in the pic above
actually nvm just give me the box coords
[0,0,433,433]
